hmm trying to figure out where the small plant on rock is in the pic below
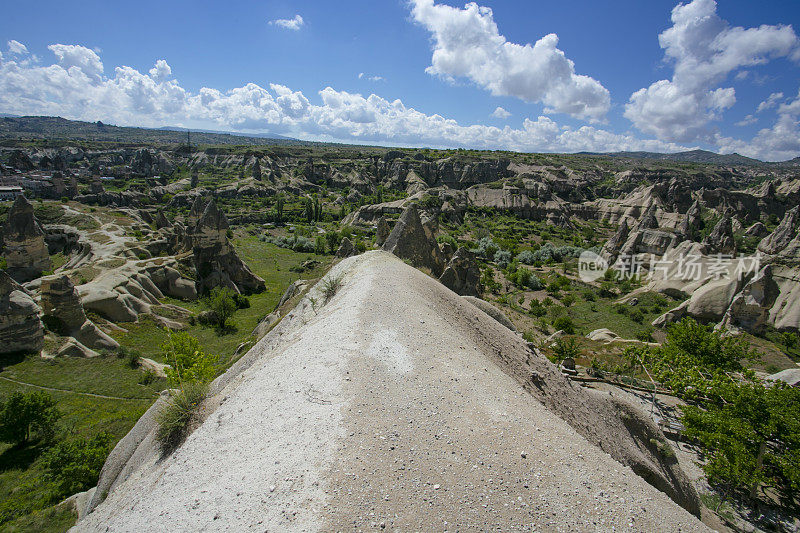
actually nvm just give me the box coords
[155,382,207,453]
[321,273,344,303]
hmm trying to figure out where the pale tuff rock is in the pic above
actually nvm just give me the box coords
[0,270,44,354]
[189,199,265,295]
[40,275,119,351]
[335,237,357,258]
[744,221,769,238]
[701,215,736,255]
[2,195,51,282]
[600,219,629,263]
[76,253,705,531]
[78,259,196,323]
[57,338,100,358]
[462,295,516,331]
[375,216,391,247]
[382,204,445,276]
[759,205,800,255]
[439,247,482,296]
[720,265,780,334]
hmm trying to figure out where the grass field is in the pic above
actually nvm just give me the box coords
[0,235,333,531]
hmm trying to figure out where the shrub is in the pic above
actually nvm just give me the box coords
[561,294,576,307]
[41,432,114,499]
[161,332,219,386]
[494,249,512,268]
[471,237,499,259]
[321,273,344,303]
[552,316,575,335]
[203,287,238,329]
[582,289,596,301]
[120,346,141,369]
[139,370,156,385]
[630,309,644,323]
[0,391,61,446]
[529,300,547,317]
[155,383,207,453]
[552,337,580,363]
[636,328,655,342]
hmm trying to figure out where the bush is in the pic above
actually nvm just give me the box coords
[117,346,141,368]
[155,383,207,453]
[552,316,575,335]
[203,287,238,329]
[41,432,113,499]
[321,273,344,303]
[494,249,512,268]
[161,332,219,386]
[0,391,61,446]
[629,309,644,323]
[636,328,655,342]
[561,294,576,307]
[529,299,547,317]
[471,237,499,259]
[582,289,596,301]
[552,337,581,363]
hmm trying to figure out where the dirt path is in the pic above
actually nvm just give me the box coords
[0,375,155,401]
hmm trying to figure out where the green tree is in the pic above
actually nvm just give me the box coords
[275,195,285,223]
[161,332,219,386]
[41,432,114,499]
[204,286,238,330]
[0,391,61,446]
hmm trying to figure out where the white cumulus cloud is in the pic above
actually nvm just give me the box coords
[756,91,784,113]
[0,41,693,156]
[7,40,28,56]
[269,14,304,31]
[625,0,800,143]
[491,106,511,119]
[358,72,385,82]
[409,0,610,122]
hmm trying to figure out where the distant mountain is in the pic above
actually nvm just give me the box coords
[158,126,293,141]
[582,149,770,166]
[0,115,301,146]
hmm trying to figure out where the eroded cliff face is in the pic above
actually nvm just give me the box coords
[2,195,50,282]
[188,199,265,295]
[0,270,43,355]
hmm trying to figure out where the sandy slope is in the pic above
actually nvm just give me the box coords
[75,251,709,532]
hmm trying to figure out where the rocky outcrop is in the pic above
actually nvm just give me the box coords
[600,219,629,263]
[744,222,769,238]
[57,338,100,358]
[78,259,196,323]
[190,200,265,295]
[335,238,357,258]
[40,275,119,351]
[677,199,701,238]
[0,271,44,354]
[2,195,51,282]
[719,265,780,334]
[154,211,172,230]
[701,215,736,255]
[9,149,34,171]
[382,205,445,276]
[375,216,390,247]
[439,247,482,296]
[759,205,799,255]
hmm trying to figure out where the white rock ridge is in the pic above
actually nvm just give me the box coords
[75,252,708,532]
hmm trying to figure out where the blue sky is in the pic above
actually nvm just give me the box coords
[1,0,799,160]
